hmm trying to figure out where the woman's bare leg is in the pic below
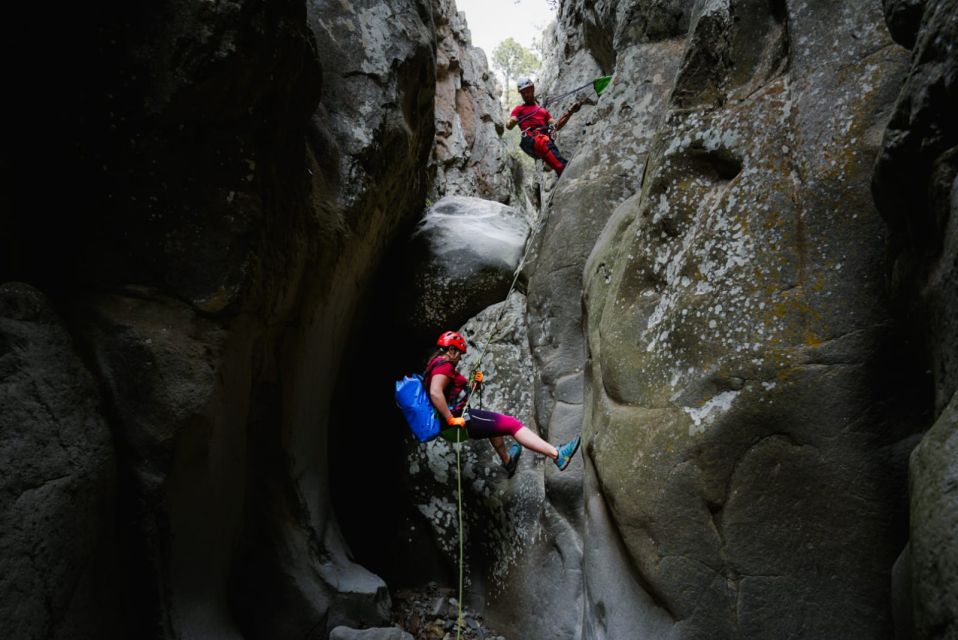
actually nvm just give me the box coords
[489,436,509,464]
[514,426,558,459]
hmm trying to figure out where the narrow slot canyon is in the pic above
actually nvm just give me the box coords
[2,1,957,640]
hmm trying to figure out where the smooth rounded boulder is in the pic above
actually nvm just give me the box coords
[405,196,530,334]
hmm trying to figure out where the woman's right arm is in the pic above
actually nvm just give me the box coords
[430,371,466,427]
[429,374,453,423]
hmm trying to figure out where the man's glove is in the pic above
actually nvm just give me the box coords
[447,416,466,428]
[473,371,484,384]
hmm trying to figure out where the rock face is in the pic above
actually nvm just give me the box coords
[430,0,515,203]
[0,284,117,639]
[525,0,927,638]
[4,0,437,637]
[882,0,929,47]
[4,0,956,638]
[875,0,958,414]
[521,3,695,637]
[329,627,414,640]
[874,0,958,637]
[404,293,545,600]
[909,394,958,640]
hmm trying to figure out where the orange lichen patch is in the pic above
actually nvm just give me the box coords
[803,331,823,348]
[810,272,827,292]
[776,366,800,383]
[770,300,793,319]
[194,287,234,314]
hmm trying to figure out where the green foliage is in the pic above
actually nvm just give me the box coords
[502,86,523,110]
[506,133,536,173]
[491,37,540,106]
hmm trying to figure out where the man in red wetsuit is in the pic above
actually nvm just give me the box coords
[506,77,579,177]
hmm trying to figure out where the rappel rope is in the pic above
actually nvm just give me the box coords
[465,250,530,388]
[449,206,542,640]
[514,75,612,128]
[543,74,613,108]
[542,78,595,107]
[454,442,465,640]
[447,74,612,637]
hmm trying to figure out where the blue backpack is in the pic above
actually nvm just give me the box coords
[395,360,444,442]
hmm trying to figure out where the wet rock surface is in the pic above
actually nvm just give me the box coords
[331,624,414,640]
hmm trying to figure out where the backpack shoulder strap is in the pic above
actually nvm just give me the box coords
[423,357,447,379]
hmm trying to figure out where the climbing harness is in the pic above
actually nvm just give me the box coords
[520,129,566,177]
[513,75,614,179]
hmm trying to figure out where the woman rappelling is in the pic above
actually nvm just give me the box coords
[424,330,581,475]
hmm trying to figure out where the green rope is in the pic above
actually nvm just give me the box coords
[466,250,528,390]
[543,74,613,107]
[446,233,529,640]
[455,434,465,639]
[449,190,554,638]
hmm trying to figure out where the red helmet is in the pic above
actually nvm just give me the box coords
[437,331,467,353]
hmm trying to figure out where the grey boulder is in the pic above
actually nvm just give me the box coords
[407,196,530,332]
[329,626,414,640]
[0,283,117,639]
[910,392,958,640]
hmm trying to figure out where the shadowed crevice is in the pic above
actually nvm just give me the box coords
[686,145,744,183]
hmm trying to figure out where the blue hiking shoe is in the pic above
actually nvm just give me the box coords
[502,443,522,478]
[554,435,581,471]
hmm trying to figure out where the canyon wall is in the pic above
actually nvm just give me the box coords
[2,0,956,639]
[524,0,949,638]
[3,0,439,636]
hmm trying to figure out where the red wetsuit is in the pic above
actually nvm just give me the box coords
[425,357,522,438]
[511,103,568,175]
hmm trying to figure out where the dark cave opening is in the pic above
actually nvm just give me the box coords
[328,223,454,590]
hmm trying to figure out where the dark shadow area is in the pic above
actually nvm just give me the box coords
[687,145,744,182]
[582,18,616,74]
[0,2,117,293]
[329,217,453,589]
[768,0,788,24]
[1,4,151,636]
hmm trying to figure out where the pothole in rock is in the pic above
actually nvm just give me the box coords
[390,583,509,640]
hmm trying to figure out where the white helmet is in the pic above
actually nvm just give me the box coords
[517,77,534,91]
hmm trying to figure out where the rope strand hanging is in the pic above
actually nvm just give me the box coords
[513,75,612,128]
[448,199,546,639]
[542,74,613,108]
[447,75,612,636]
